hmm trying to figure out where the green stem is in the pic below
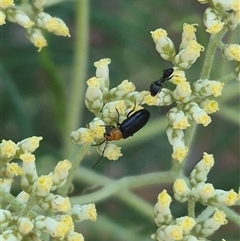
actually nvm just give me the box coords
[183,28,229,167]
[58,143,91,197]
[63,0,89,158]
[218,72,235,83]
[70,167,177,220]
[219,205,240,227]
[17,194,36,218]
[200,26,228,79]
[73,170,175,203]
[2,191,38,217]
[188,199,195,218]
[184,121,197,149]
[196,206,215,222]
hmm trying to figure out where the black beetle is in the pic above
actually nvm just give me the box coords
[92,108,150,168]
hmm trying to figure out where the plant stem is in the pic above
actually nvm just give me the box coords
[18,194,36,218]
[63,0,89,158]
[71,169,175,203]
[183,28,228,166]
[188,199,195,218]
[58,143,91,197]
[200,26,228,79]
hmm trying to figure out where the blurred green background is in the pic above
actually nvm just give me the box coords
[1,0,239,240]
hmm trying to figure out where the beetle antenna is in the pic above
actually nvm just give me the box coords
[91,138,106,147]
[115,108,120,124]
[92,141,108,168]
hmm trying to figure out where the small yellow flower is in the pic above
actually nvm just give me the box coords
[45,17,58,31]
[54,19,70,37]
[157,190,172,208]
[85,86,103,111]
[101,101,123,123]
[94,58,111,69]
[144,93,158,106]
[223,44,240,61]
[54,220,69,238]
[210,81,224,97]
[172,146,189,163]
[150,28,176,61]
[33,175,53,196]
[19,152,35,163]
[87,203,97,221]
[176,216,196,233]
[71,128,94,145]
[199,183,215,200]
[180,23,198,50]
[202,152,214,168]
[6,8,34,28]
[2,162,23,178]
[151,28,168,42]
[119,80,135,93]
[67,231,84,241]
[51,160,71,189]
[173,179,190,196]
[71,203,97,222]
[55,159,72,175]
[44,18,70,37]
[114,100,127,115]
[232,0,240,11]
[28,28,47,52]
[172,82,192,102]
[98,143,122,161]
[18,136,43,153]
[213,209,227,225]
[18,217,34,235]
[86,77,101,88]
[88,118,105,139]
[168,108,190,130]
[52,196,71,212]
[204,7,224,34]
[167,225,183,240]
[58,215,74,232]
[194,112,211,126]
[0,0,15,9]
[174,40,204,69]
[173,116,190,129]
[170,69,187,85]
[36,216,67,238]
[201,99,219,114]
[0,139,19,159]
[225,189,239,206]
[206,22,225,34]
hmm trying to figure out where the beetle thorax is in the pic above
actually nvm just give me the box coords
[104,128,123,141]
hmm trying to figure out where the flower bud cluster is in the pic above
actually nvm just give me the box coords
[0,137,96,240]
[149,23,226,163]
[0,0,70,51]
[173,152,239,206]
[200,0,240,33]
[152,153,238,241]
[151,24,204,70]
[152,189,197,241]
[198,0,240,78]
[71,58,148,162]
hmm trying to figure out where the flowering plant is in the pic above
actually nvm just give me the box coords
[1,0,239,240]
